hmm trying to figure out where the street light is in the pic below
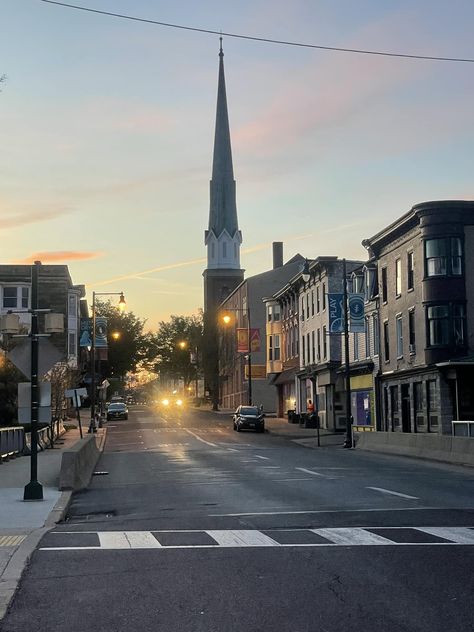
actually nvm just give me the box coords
[221,306,253,406]
[301,259,311,283]
[89,291,126,433]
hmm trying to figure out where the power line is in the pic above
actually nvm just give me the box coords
[39,0,474,64]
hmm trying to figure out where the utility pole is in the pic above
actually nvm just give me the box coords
[24,261,43,500]
[343,258,353,448]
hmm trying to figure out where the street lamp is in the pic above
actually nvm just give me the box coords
[89,291,126,433]
[221,306,253,406]
[301,259,311,283]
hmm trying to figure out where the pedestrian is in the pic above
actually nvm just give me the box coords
[307,399,314,414]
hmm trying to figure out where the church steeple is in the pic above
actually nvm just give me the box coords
[205,39,242,270]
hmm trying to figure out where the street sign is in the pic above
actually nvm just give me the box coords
[8,338,63,379]
[18,382,52,424]
[65,387,88,408]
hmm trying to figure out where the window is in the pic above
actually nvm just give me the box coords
[425,237,463,277]
[409,309,416,351]
[353,274,363,294]
[407,252,414,290]
[2,286,29,310]
[414,382,424,430]
[267,306,272,322]
[353,333,359,360]
[269,334,281,361]
[427,380,439,430]
[211,243,215,259]
[383,321,390,361]
[390,385,399,428]
[307,333,310,364]
[317,328,321,360]
[68,332,77,356]
[373,313,379,356]
[381,268,388,303]
[306,294,310,319]
[395,259,402,296]
[311,291,314,316]
[267,304,281,323]
[301,298,305,321]
[365,317,370,358]
[68,294,77,316]
[322,326,327,358]
[311,331,315,363]
[453,304,466,346]
[316,286,320,313]
[322,283,326,310]
[396,315,403,358]
[223,242,227,258]
[302,335,306,365]
[427,305,449,346]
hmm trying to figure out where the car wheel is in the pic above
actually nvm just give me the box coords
[125,415,128,420]
[236,424,241,432]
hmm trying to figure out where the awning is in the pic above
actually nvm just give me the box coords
[271,367,298,386]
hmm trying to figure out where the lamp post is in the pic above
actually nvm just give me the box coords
[342,258,353,448]
[89,291,125,433]
[222,306,252,406]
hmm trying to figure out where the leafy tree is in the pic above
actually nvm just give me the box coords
[0,356,23,427]
[150,313,204,388]
[95,300,152,380]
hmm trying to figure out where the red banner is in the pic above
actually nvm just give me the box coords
[237,328,260,353]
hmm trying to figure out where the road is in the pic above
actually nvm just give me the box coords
[2,406,474,632]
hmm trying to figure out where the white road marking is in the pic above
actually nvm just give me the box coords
[312,528,394,546]
[227,448,239,452]
[295,467,336,479]
[210,507,439,517]
[415,527,474,544]
[184,429,217,447]
[261,466,280,469]
[206,530,280,547]
[366,486,419,500]
[98,532,129,549]
[254,455,270,460]
[272,478,315,482]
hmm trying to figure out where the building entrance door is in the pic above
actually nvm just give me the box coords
[401,384,411,432]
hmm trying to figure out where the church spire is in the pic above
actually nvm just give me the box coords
[208,39,239,238]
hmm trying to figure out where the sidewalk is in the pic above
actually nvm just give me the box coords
[0,427,81,618]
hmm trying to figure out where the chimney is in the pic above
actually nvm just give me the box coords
[273,242,283,269]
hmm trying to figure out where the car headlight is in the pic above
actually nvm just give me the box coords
[162,399,169,406]
[176,399,183,406]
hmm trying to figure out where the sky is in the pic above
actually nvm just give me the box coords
[2,0,474,328]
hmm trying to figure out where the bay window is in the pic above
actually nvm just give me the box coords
[425,237,463,277]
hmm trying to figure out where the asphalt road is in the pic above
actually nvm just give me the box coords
[2,406,474,632]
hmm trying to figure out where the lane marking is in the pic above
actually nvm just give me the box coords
[366,487,419,500]
[227,448,239,452]
[254,455,270,460]
[98,531,162,549]
[272,478,315,482]
[312,528,394,546]
[415,527,474,544]
[295,467,336,479]
[184,429,217,447]
[210,506,441,517]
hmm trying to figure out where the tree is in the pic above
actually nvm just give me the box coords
[94,300,151,380]
[150,313,204,389]
[0,356,23,427]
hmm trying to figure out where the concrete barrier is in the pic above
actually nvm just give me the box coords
[59,430,106,491]
[355,431,474,467]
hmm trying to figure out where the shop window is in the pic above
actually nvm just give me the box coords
[427,380,439,431]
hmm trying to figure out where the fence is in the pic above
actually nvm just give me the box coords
[0,426,25,461]
[452,420,474,437]
[24,419,66,454]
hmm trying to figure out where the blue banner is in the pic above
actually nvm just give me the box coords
[328,293,344,333]
[349,293,365,332]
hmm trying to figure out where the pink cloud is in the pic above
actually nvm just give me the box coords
[16,251,103,264]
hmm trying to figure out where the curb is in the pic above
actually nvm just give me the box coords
[0,490,72,622]
[0,429,106,622]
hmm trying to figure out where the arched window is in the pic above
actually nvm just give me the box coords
[223,242,227,258]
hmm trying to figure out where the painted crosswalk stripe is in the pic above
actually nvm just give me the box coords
[0,535,26,547]
[98,531,161,549]
[415,527,474,544]
[311,528,395,545]
[206,530,280,547]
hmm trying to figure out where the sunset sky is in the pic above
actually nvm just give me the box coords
[2,1,474,328]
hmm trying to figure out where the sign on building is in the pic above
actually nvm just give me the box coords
[236,328,261,353]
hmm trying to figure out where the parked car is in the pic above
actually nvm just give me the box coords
[233,405,265,433]
[106,402,128,421]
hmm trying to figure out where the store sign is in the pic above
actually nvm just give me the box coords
[245,364,266,379]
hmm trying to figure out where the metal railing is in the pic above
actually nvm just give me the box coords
[0,426,25,461]
[24,420,65,454]
[452,420,474,437]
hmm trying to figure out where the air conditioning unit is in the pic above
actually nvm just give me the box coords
[409,343,416,355]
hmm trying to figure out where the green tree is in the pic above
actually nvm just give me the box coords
[150,313,203,388]
[95,300,152,380]
[0,356,23,427]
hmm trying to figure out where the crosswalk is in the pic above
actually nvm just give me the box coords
[40,526,474,550]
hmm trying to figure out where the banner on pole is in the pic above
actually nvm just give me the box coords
[349,293,365,332]
[236,328,261,353]
[328,293,344,333]
[94,317,108,348]
[80,318,92,347]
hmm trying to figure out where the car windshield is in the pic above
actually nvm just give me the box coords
[240,407,259,415]
[108,403,126,410]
